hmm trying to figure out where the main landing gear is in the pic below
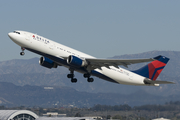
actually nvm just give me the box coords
[20,47,25,56]
[67,70,77,83]
[67,69,94,83]
[84,73,94,82]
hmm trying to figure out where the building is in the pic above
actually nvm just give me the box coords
[43,112,66,117]
[36,117,97,120]
[152,118,170,120]
[0,110,39,120]
[0,110,97,120]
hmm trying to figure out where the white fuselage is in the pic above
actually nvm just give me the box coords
[8,31,147,86]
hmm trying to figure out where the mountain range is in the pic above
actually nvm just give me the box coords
[0,51,179,107]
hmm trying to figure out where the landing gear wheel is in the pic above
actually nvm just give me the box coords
[67,74,74,78]
[71,78,77,83]
[84,73,90,78]
[20,52,25,56]
[87,78,94,82]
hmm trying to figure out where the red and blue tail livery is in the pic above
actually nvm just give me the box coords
[132,55,169,80]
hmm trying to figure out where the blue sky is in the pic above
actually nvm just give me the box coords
[1,0,180,61]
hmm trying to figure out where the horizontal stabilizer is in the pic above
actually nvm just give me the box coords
[144,79,175,84]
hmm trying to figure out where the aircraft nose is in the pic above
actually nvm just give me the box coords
[8,32,14,39]
[8,32,20,43]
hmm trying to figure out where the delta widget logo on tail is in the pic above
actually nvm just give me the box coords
[148,56,169,80]
[132,56,169,81]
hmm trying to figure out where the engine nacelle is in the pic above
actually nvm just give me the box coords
[39,57,58,69]
[67,55,88,67]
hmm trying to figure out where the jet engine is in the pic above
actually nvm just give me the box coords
[39,57,57,69]
[67,55,88,67]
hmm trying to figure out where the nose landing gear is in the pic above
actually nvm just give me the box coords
[20,47,25,56]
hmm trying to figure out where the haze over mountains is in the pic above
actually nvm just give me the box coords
[0,51,179,107]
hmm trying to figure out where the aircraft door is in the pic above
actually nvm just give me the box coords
[49,43,56,50]
[129,73,133,80]
[24,33,32,44]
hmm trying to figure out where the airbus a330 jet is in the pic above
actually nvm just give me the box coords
[8,31,174,86]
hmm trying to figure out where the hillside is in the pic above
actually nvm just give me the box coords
[0,81,180,107]
[0,51,179,97]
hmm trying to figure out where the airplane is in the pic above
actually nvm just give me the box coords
[8,30,174,86]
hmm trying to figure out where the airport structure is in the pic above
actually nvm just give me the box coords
[152,118,170,120]
[0,110,171,120]
[0,110,97,120]
[37,117,97,120]
[0,110,39,120]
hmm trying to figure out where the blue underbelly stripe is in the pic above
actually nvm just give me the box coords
[26,48,118,84]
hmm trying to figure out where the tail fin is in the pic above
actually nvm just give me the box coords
[132,55,169,80]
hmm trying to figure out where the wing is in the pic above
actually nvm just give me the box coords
[86,57,155,70]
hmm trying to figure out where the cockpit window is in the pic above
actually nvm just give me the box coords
[13,31,20,34]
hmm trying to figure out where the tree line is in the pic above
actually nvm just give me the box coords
[91,101,180,111]
[1,101,180,111]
